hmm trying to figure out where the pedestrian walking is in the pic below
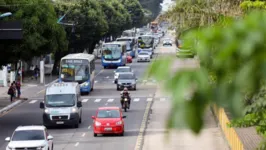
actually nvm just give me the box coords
[12,81,17,98]
[7,83,15,102]
[15,79,21,99]
[30,64,35,79]
[34,65,40,80]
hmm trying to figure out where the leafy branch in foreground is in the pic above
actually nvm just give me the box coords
[148,11,266,135]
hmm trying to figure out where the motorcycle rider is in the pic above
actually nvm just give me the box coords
[120,88,131,109]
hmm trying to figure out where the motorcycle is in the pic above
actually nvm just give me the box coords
[122,97,129,112]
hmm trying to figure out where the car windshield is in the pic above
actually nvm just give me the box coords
[45,94,75,107]
[118,74,135,79]
[116,68,131,72]
[97,110,120,118]
[139,53,148,55]
[12,130,45,141]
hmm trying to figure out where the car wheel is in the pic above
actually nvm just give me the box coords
[74,123,79,128]
[134,87,136,91]
[104,66,107,69]
[79,116,82,123]
[52,144,54,150]
[117,86,119,91]
[94,133,97,137]
[120,131,124,136]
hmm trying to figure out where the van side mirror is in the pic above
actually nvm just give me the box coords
[40,101,44,109]
[5,137,10,142]
[122,116,126,118]
[47,135,53,140]
[77,101,82,107]
[91,116,96,119]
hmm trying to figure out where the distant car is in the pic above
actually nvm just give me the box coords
[5,125,54,150]
[116,72,137,90]
[139,50,152,59]
[137,52,151,62]
[114,66,132,84]
[163,38,172,46]
[126,55,132,63]
[92,107,126,137]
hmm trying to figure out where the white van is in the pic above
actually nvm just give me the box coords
[40,82,82,128]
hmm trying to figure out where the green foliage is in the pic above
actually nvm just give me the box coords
[240,0,266,12]
[0,0,68,65]
[148,11,266,137]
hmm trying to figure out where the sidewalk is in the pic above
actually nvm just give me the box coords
[142,87,230,150]
[0,75,57,111]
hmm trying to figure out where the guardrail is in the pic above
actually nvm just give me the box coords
[212,105,244,150]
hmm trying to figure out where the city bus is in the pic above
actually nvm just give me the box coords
[138,35,155,58]
[59,53,95,94]
[116,37,137,58]
[122,29,136,37]
[101,41,127,68]
[151,21,158,33]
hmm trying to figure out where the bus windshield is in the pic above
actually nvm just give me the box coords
[102,44,122,60]
[138,36,153,48]
[60,59,89,82]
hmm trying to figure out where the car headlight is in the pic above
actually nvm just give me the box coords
[81,82,89,87]
[37,146,45,150]
[116,121,122,125]
[118,82,122,85]
[44,109,49,114]
[72,108,77,113]
[95,121,101,126]
[7,145,13,150]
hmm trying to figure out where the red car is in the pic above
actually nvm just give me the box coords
[92,107,126,136]
[127,55,132,63]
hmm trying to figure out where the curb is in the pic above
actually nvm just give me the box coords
[134,95,154,150]
[0,100,23,114]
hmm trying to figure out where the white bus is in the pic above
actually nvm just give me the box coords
[59,53,95,94]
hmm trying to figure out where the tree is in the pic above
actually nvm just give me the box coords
[148,10,266,140]
[139,0,163,20]
[120,0,145,27]
[100,0,131,38]
[0,0,68,67]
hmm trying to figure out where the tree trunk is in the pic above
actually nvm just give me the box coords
[88,40,98,54]
[52,50,63,75]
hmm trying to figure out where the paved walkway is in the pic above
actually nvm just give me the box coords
[142,87,229,150]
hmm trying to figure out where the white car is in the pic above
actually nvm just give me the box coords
[137,52,151,62]
[5,125,54,150]
[163,38,172,46]
[114,66,132,83]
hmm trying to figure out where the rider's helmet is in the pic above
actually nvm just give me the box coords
[123,88,128,92]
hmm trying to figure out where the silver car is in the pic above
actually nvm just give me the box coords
[137,52,151,62]
[116,72,137,90]
[114,66,132,84]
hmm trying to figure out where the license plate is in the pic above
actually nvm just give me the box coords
[56,121,64,124]
[104,128,112,131]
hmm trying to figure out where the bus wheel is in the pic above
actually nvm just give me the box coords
[104,66,107,69]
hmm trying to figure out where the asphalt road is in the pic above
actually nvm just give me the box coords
[0,37,174,150]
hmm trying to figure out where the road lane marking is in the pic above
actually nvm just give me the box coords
[37,89,45,94]
[29,100,37,104]
[95,80,98,83]
[82,133,86,137]
[95,69,104,77]
[147,98,153,101]
[133,98,140,102]
[82,99,89,103]
[74,142,79,147]
[134,101,152,150]
[107,99,114,102]
[88,126,91,129]
[94,99,101,102]
[160,98,166,101]
[106,76,109,78]
[105,103,108,106]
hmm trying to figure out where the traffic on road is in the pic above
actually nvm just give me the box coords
[0,23,175,150]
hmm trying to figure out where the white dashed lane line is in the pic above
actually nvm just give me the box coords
[107,99,114,102]
[133,98,140,102]
[29,100,37,104]
[94,99,101,102]
[74,142,79,147]
[146,98,153,101]
[82,99,89,103]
